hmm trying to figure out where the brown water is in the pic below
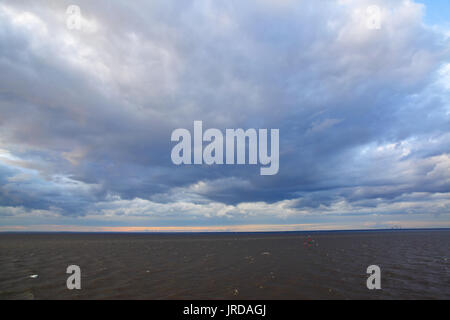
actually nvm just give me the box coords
[0,230,449,299]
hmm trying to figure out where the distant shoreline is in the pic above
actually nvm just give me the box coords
[1,228,449,234]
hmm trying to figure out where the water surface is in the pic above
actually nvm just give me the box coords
[0,230,448,299]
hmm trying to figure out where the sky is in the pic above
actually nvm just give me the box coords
[0,0,449,232]
[421,0,450,27]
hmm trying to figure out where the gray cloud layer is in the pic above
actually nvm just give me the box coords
[0,0,449,229]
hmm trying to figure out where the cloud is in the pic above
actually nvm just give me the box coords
[0,0,449,230]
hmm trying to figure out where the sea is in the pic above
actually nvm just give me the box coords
[0,229,448,299]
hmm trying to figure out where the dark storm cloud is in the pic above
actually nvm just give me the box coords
[0,0,449,227]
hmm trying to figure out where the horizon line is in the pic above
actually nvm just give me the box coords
[1,227,449,234]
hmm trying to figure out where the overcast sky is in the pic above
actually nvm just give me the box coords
[0,0,449,232]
